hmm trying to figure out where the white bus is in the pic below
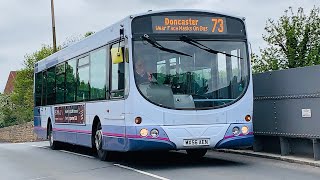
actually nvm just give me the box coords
[34,10,253,160]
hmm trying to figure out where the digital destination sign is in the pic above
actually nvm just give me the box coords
[152,16,227,34]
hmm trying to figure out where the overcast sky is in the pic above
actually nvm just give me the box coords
[0,0,318,92]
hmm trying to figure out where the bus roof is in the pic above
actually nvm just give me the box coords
[35,9,245,73]
[131,9,244,21]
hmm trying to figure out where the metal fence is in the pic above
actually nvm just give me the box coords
[253,65,320,160]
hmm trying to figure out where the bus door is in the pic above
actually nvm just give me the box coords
[106,42,127,151]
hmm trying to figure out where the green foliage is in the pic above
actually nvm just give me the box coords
[0,31,93,128]
[252,6,320,73]
[0,45,56,127]
[62,31,95,48]
[0,93,18,128]
[84,31,95,37]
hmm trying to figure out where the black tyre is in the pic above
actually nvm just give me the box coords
[48,123,60,150]
[186,149,207,159]
[94,122,114,161]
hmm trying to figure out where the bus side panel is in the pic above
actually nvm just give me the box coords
[103,100,126,151]
[76,132,92,147]
[33,107,47,139]
[101,124,126,151]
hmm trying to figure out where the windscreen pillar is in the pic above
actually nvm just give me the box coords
[280,137,291,156]
[313,139,320,161]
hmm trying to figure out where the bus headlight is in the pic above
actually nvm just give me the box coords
[232,127,240,136]
[150,129,159,138]
[241,126,249,135]
[140,128,148,137]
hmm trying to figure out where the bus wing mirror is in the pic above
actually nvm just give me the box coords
[111,47,124,64]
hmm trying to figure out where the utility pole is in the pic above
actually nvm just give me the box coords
[51,0,57,53]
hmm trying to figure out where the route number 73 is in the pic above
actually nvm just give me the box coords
[212,18,224,33]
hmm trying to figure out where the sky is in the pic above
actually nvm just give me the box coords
[0,0,318,92]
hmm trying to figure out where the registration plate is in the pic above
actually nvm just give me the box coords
[183,139,210,146]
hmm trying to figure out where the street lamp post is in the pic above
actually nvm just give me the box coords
[51,0,57,53]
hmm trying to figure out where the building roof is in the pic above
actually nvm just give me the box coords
[3,71,17,95]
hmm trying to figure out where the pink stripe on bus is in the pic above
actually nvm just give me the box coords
[52,128,170,141]
[34,126,46,130]
[103,132,125,137]
[126,134,170,141]
[224,132,254,139]
[53,128,91,134]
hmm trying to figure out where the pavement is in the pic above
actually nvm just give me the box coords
[216,149,320,167]
[0,141,320,180]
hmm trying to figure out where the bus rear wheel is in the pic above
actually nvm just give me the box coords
[48,123,60,150]
[186,149,207,159]
[94,122,113,161]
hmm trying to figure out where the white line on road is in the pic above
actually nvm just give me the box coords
[14,142,27,145]
[31,145,49,149]
[114,164,170,180]
[59,150,95,159]
[29,176,51,180]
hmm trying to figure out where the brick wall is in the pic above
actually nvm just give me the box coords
[0,122,39,143]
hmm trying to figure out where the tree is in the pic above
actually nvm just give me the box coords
[0,93,17,127]
[252,6,320,73]
[84,31,95,37]
[10,45,57,124]
[62,31,95,48]
[0,31,94,127]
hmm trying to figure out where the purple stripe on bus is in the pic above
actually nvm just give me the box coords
[52,128,170,141]
[102,132,125,137]
[53,128,92,134]
[126,135,170,141]
[34,126,46,130]
[224,132,254,139]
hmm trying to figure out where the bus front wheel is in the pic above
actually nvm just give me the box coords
[95,122,113,161]
[186,149,207,159]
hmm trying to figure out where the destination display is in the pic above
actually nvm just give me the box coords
[55,104,85,124]
[152,16,227,34]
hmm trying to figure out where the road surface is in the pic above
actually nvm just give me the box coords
[0,141,319,180]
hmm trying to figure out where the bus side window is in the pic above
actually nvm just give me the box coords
[110,42,125,98]
[90,47,107,100]
[46,67,56,105]
[77,56,90,102]
[35,72,43,106]
[65,59,77,103]
[56,63,66,104]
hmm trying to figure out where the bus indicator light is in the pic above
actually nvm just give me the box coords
[245,115,251,122]
[135,117,142,124]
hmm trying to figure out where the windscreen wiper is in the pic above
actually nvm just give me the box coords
[180,35,243,59]
[141,34,192,57]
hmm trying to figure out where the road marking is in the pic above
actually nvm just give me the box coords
[14,142,27,145]
[114,164,170,180]
[59,150,95,159]
[29,176,51,180]
[31,145,49,149]
[31,144,95,159]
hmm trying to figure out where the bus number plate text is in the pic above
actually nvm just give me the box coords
[183,139,210,146]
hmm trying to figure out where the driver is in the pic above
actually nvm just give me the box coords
[134,58,152,85]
